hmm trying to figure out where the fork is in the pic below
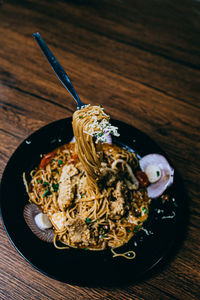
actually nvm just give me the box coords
[33,32,85,109]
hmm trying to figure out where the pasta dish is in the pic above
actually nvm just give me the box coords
[24,105,151,254]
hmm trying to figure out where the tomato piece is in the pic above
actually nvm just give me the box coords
[69,154,78,164]
[40,152,55,168]
[71,154,78,160]
[136,171,149,187]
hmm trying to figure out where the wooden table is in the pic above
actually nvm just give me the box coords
[0,0,199,299]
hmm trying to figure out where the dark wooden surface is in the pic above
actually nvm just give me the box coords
[0,0,200,299]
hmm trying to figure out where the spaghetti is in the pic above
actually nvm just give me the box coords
[25,105,151,254]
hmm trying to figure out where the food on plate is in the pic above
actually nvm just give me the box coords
[23,105,174,257]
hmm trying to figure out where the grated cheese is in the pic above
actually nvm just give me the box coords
[78,104,120,143]
[85,118,119,143]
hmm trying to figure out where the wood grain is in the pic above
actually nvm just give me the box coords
[0,0,200,299]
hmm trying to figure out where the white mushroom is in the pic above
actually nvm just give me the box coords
[112,159,139,189]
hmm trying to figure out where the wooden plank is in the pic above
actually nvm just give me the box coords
[0,0,199,299]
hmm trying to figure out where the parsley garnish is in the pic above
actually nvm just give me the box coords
[79,116,83,119]
[126,228,131,233]
[133,225,141,233]
[142,207,148,214]
[52,183,59,192]
[42,189,51,198]
[86,217,91,224]
[58,159,63,165]
[135,225,141,229]
[55,169,59,174]
[43,181,48,187]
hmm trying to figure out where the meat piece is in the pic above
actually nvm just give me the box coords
[110,198,125,219]
[110,181,126,219]
[125,179,137,190]
[65,164,79,177]
[58,164,78,210]
[66,218,90,245]
[50,211,66,231]
[113,181,126,199]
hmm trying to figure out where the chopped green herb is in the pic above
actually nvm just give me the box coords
[142,207,148,214]
[52,183,59,192]
[98,133,103,137]
[99,104,103,108]
[137,221,141,225]
[51,158,55,162]
[126,228,131,233]
[133,225,141,233]
[156,171,160,177]
[84,248,88,250]
[42,189,51,198]
[135,225,141,229]
[81,193,85,198]
[55,169,59,174]
[86,217,91,224]
[79,116,83,119]
[37,179,43,184]
[58,159,63,165]
[43,181,49,187]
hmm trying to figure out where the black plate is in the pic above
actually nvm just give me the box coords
[0,118,185,285]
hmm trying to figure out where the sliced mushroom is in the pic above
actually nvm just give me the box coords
[23,203,54,243]
[112,159,139,189]
[139,154,174,198]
